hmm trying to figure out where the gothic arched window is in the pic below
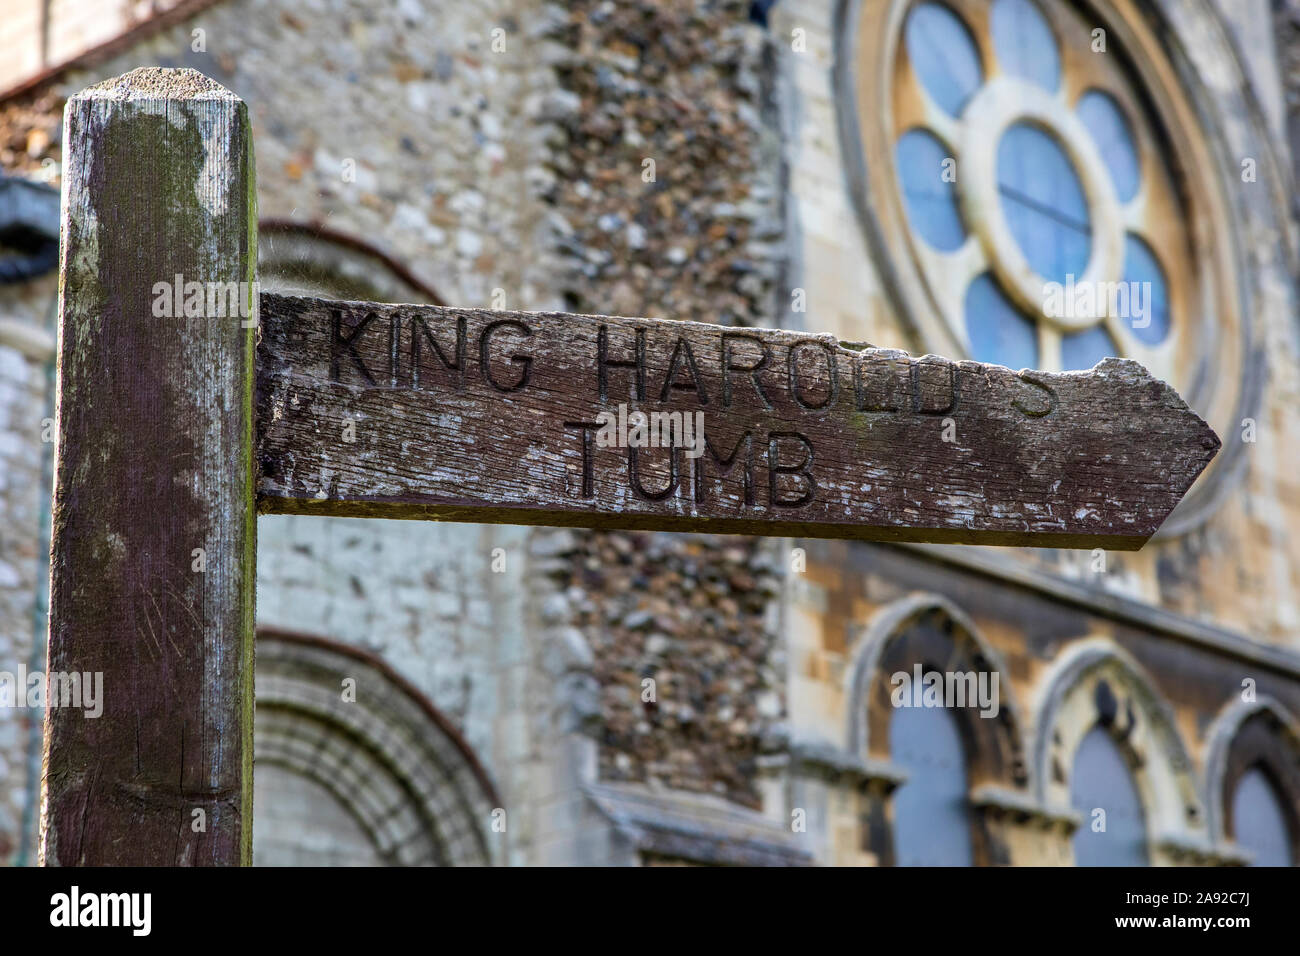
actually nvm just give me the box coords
[1070,724,1147,866]
[889,686,974,866]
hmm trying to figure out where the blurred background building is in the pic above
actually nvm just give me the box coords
[1,0,1298,865]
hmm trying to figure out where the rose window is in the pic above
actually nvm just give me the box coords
[890,0,1186,378]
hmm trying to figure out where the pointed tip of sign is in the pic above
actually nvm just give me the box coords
[1086,355,1164,384]
[76,68,239,102]
[1201,422,1223,455]
[1093,355,1222,454]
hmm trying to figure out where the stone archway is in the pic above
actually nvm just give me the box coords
[1204,696,1300,864]
[845,593,1029,864]
[1032,638,1208,864]
[847,592,1027,788]
[254,629,500,866]
[257,218,447,305]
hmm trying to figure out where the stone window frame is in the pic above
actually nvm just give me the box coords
[1204,696,1300,865]
[845,593,1028,865]
[1032,638,1211,865]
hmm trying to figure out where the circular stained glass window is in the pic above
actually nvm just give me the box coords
[887,0,1193,375]
[1077,90,1140,202]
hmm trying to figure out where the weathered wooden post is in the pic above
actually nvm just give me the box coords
[42,68,256,865]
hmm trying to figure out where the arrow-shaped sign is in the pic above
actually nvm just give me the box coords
[255,293,1220,550]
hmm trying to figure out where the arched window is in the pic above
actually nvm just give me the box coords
[850,596,1026,867]
[1208,701,1300,865]
[1070,725,1147,866]
[889,685,973,866]
[1231,767,1293,867]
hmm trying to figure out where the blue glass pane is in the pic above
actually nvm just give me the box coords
[991,0,1060,92]
[1061,324,1117,370]
[897,129,966,252]
[1232,768,1293,866]
[997,123,1091,283]
[889,694,973,866]
[1123,235,1170,346]
[1077,90,1140,203]
[1071,725,1148,866]
[965,272,1039,369]
[905,3,982,116]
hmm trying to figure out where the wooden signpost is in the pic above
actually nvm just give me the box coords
[41,69,1220,865]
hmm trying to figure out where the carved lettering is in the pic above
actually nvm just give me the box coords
[721,332,773,409]
[480,320,533,393]
[1013,372,1058,418]
[693,431,756,506]
[411,313,467,391]
[260,294,1220,550]
[788,340,839,410]
[331,309,379,386]
[768,432,816,507]
[564,422,599,498]
[599,325,647,401]
[854,355,907,412]
[388,313,399,388]
[628,445,680,501]
[660,336,709,405]
[911,358,959,415]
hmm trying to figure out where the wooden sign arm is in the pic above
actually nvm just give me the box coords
[255,294,1220,550]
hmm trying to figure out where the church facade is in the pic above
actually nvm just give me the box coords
[0,0,1298,865]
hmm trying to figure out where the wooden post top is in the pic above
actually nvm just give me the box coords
[74,66,242,100]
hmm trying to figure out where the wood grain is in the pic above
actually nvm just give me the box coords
[43,69,256,865]
[257,294,1220,550]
